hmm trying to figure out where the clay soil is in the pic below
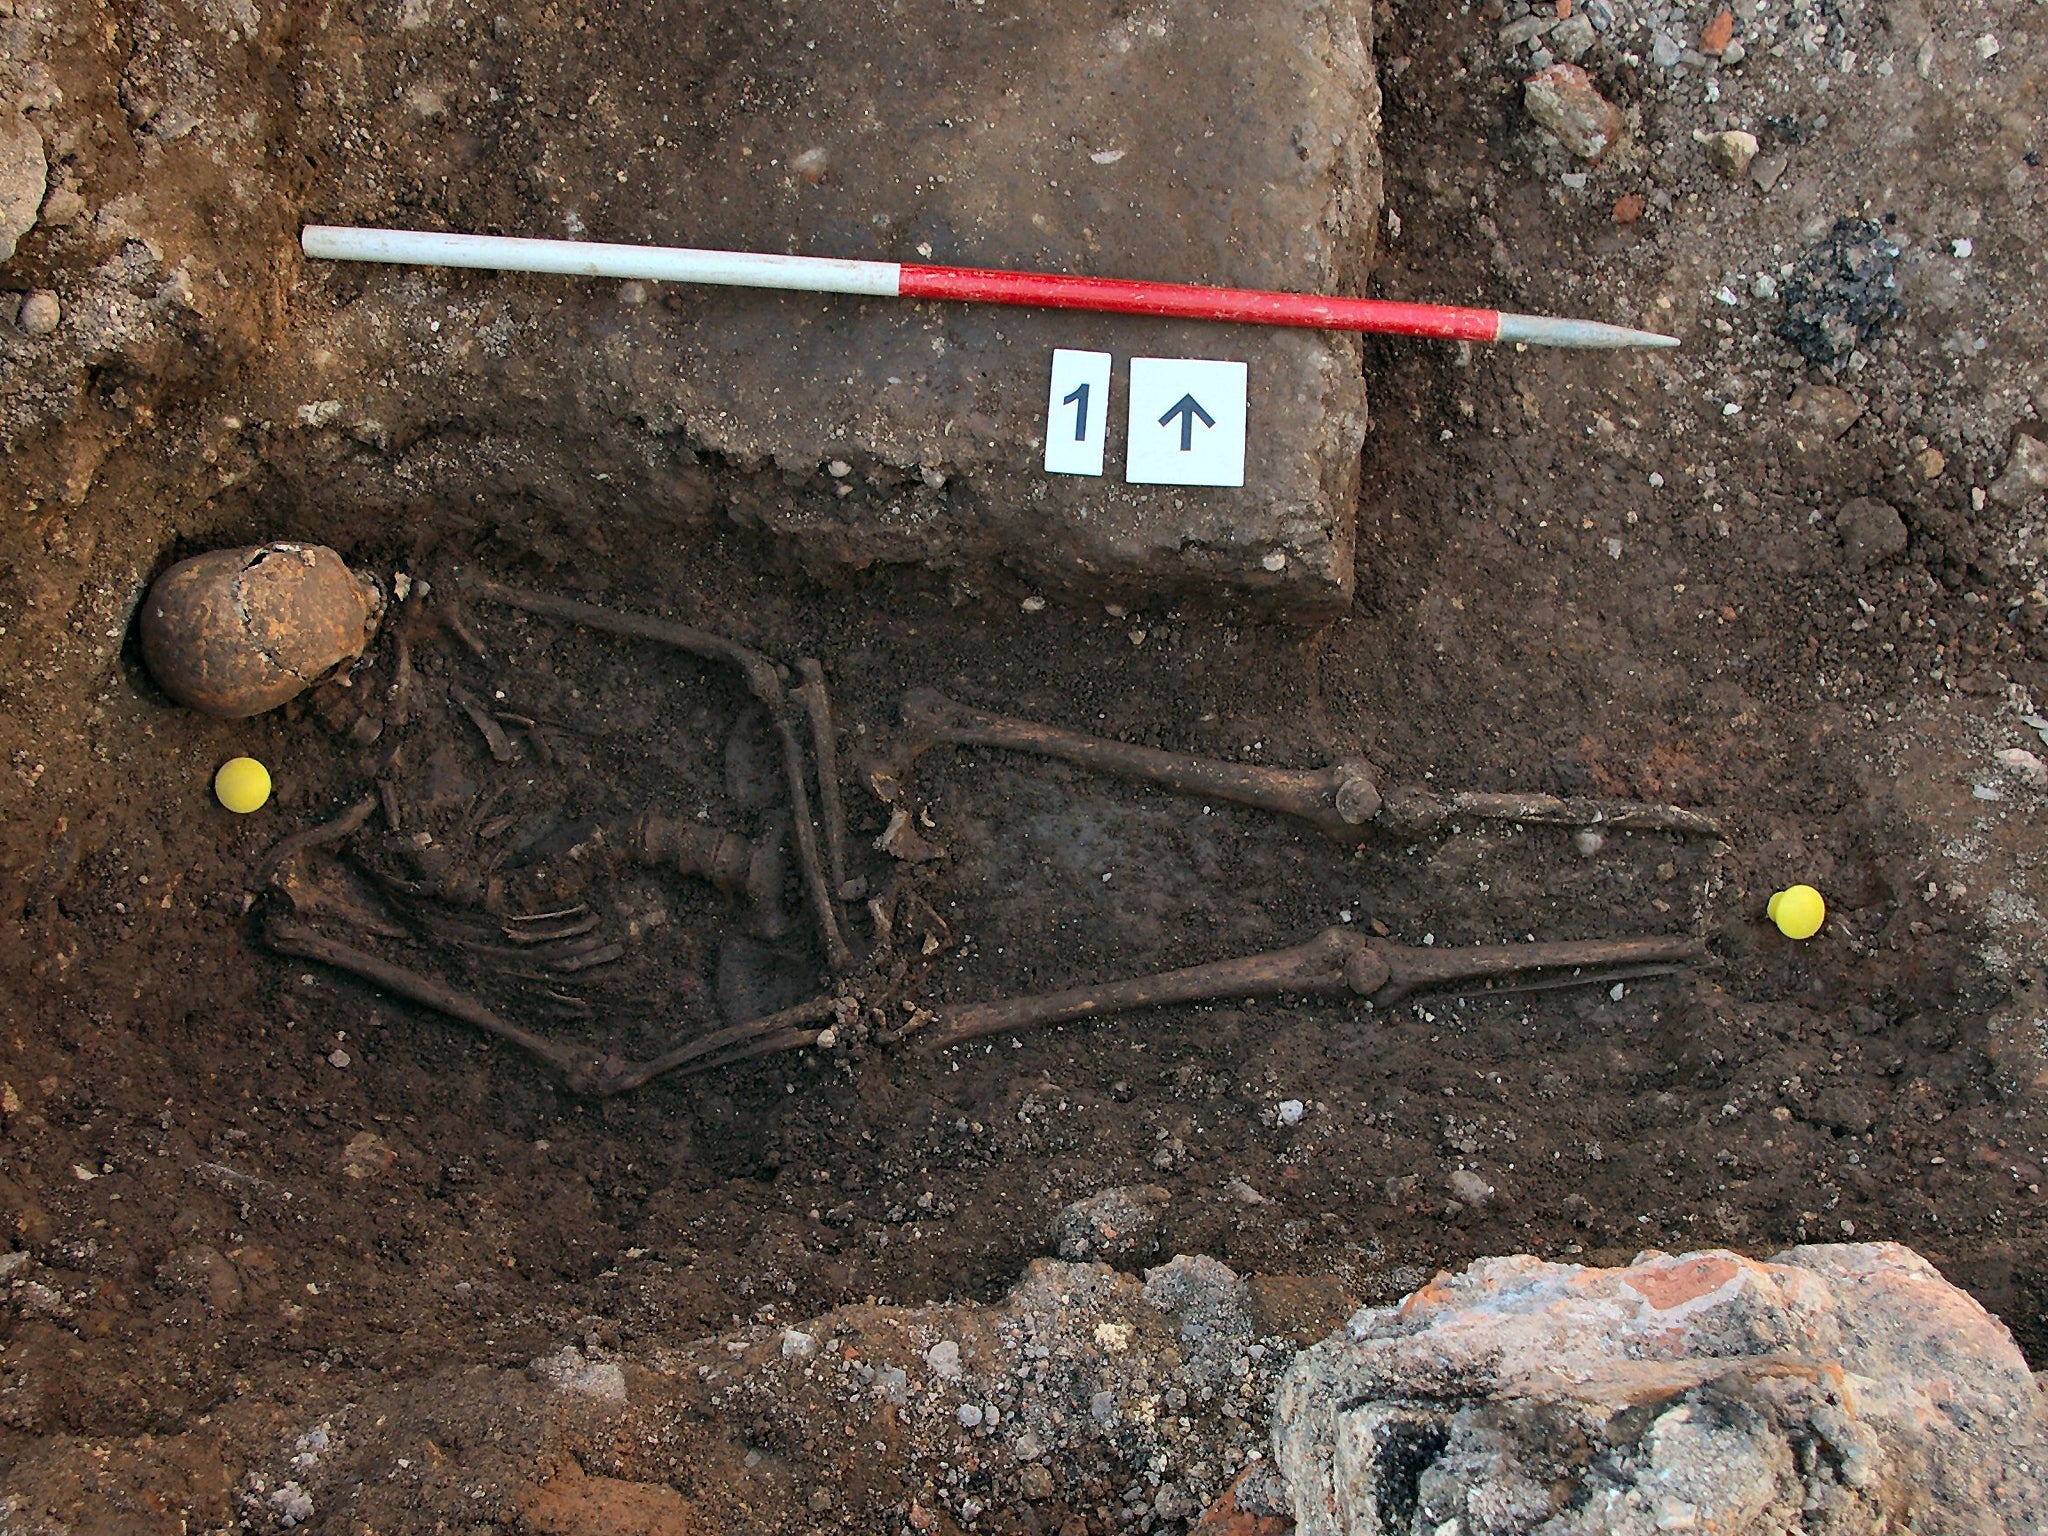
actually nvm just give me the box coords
[4,0,2048,1530]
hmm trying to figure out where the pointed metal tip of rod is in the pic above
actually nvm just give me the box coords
[1495,313,1682,350]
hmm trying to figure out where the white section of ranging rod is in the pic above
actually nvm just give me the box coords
[1494,312,1680,349]
[300,226,904,297]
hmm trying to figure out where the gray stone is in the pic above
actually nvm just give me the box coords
[1050,1183,1172,1265]
[924,1339,963,1381]
[528,1343,628,1400]
[1274,1244,2048,1536]
[0,109,44,264]
[1445,1167,1494,1206]
[1836,497,1909,566]
[1750,149,1790,192]
[1550,12,1598,60]
[1651,30,1684,66]
[1990,434,2048,507]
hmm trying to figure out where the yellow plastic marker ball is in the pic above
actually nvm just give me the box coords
[1767,884,1825,940]
[215,755,272,814]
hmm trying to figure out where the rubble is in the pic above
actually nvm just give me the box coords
[1049,1184,1174,1265]
[1523,64,1625,162]
[1835,496,1909,567]
[1274,1243,2048,1536]
[1990,434,2048,508]
[0,108,44,263]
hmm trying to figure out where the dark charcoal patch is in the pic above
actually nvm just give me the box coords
[1779,216,1903,367]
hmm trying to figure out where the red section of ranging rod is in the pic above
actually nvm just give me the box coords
[896,262,1504,343]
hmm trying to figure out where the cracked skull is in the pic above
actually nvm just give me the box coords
[139,543,385,718]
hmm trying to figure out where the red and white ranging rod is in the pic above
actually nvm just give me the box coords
[301,226,1679,350]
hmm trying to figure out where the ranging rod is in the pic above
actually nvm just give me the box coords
[302,225,1680,350]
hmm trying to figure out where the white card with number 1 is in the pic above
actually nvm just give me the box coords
[1043,349,1112,476]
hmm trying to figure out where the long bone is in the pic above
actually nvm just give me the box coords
[899,689,1723,842]
[917,927,1703,1050]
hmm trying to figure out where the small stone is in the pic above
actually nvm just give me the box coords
[18,288,59,336]
[1499,13,1554,45]
[1448,1168,1495,1206]
[1650,31,1683,67]
[328,1048,351,1069]
[1573,828,1606,857]
[1020,1463,1056,1502]
[1719,38,1746,64]
[790,147,830,184]
[1524,64,1626,161]
[1020,595,1047,612]
[340,1131,394,1180]
[1989,435,2048,507]
[781,1328,816,1358]
[1698,9,1734,52]
[39,185,85,226]
[1050,1184,1171,1264]
[1154,1484,1195,1522]
[1550,12,1596,60]
[1786,383,1863,445]
[1995,748,2048,786]
[1612,192,1646,224]
[529,1344,629,1400]
[924,1339,963,1380]
[1276,1099,1306,1127]
[958,1403,985,1428]
[1749,151,1788,192]
[1914,446,1947,481]
[1701,129,1760,178]
[269,1483,314,1529]
[0,109,46,264]
[1835,497,1909,567]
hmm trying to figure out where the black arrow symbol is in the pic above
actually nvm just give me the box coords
[1158,393,1216,452]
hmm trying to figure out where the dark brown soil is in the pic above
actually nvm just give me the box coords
[5,0,2048,1528]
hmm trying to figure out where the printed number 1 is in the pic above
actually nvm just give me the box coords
[1044,349,1111,477]
[1063,382,1090,441]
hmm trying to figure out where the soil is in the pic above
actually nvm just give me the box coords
[4,0,2048,1530]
